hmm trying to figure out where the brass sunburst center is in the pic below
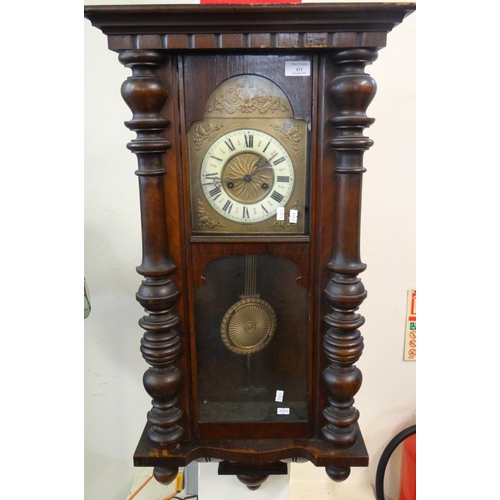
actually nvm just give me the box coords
[221,297,277,355]
[222,153,274,204]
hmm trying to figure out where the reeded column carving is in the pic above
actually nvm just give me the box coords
[322,48,378,482]
[119,50,184,483]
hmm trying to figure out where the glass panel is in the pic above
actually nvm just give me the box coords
[195,254,309,423]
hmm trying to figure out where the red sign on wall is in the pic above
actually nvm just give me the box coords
[404,290,416,361]
[201,1,301,4]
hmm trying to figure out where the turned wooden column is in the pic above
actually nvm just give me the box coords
[321,48,378,482]
[119,49,184,485]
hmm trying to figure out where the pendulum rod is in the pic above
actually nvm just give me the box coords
[244,254,258,297]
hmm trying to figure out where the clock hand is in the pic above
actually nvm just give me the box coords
[254,158,273,171]
[201,176,222,186]
[224,175,269,183]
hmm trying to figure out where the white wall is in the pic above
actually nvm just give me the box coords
[84,2,415,499]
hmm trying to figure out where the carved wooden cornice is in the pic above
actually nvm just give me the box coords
[84,3,416,51]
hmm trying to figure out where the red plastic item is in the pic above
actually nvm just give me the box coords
[398,433,416,500]
[201,1,300,4]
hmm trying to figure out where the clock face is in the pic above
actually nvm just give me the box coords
[200,129,295,224]
[187,74,309,236]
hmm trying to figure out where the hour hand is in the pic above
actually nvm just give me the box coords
[201,176,222,187]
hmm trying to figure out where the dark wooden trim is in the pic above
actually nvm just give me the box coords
[84,3,415,34]
[84,3,415,51]
[134,423,369,468]
[198,421,309,440]
[219,461,288,491]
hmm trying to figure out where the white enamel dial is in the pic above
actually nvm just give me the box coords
[200,129,295,223]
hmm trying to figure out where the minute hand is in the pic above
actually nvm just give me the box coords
[254,157,274,171]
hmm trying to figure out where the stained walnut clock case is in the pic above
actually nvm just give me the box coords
[85,2,415,490]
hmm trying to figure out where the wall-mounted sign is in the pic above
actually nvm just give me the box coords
[201,1,300,4]
[404,289,416,361]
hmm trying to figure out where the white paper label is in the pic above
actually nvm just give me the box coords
[277,408,290,415]
[276,206,285,221]
[289,209,298,224]
[275,390,284,402]
[285,61,311,76]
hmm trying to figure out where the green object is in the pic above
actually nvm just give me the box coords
[84,279,91,319]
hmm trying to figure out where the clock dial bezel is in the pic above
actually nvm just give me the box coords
[200,128,295,224]
[188,118,309,236]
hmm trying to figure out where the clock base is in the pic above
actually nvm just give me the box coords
[133,423,368,485]
[219,460,287,491]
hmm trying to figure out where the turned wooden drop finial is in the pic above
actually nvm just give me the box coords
[326,465,351,482]
[153,466,179,485]
[236,473,270,490]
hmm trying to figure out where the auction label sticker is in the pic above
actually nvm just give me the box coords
[285,61,311,76]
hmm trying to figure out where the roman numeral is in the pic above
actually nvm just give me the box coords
[261,204,268,214]
[224,139,235,152]
[273,157,286,166]
[222,200,233,213]
[209,186,221,198]
[244,134,254,148]
[270,191,284,204]
[242,206,250,219]
[263,141,271,153]
[277,176,290,183]
[205,172,219,180]
[210,155,223,162]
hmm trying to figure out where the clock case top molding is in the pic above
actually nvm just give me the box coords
[85,2,415,490]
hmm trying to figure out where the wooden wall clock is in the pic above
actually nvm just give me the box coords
[84,2,416,490]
